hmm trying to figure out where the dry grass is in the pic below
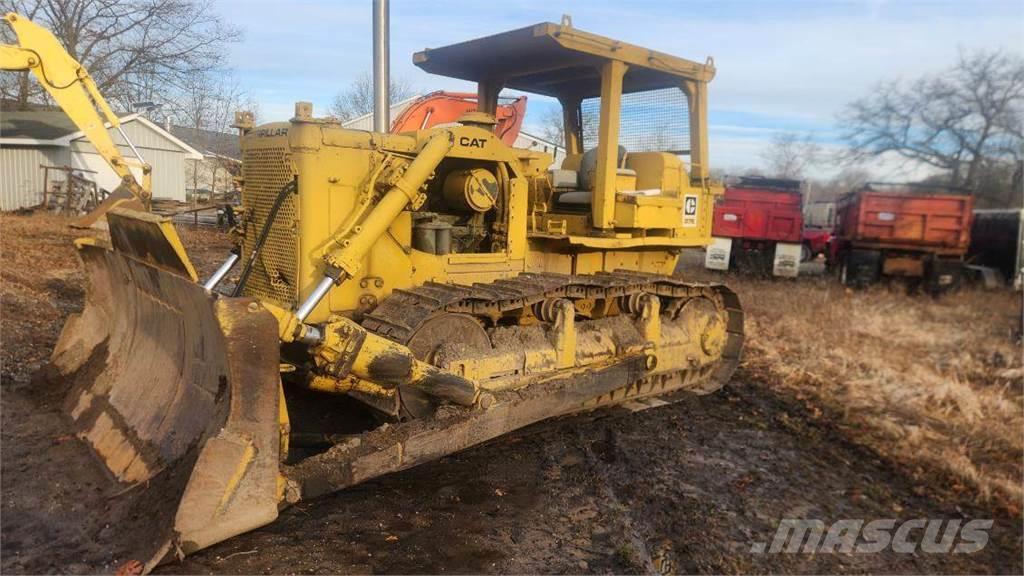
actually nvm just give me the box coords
[730,275,1023,515]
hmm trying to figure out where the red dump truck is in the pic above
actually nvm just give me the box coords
[830,184,974,293]
[705,176,804,276]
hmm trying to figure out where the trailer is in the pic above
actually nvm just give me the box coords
[968,208,1024,289]
[705,176,804,277]
[831,184,974,293]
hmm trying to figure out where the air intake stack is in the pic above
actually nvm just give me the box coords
[372,0,390,132]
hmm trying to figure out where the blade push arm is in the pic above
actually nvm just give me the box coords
[1,12,151,203]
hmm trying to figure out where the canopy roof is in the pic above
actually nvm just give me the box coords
[413,21,715,99]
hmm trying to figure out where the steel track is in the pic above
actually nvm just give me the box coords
[361,270,745,398]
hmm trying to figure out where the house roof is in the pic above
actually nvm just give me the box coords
[1,110,79,141]
[341,95,421,131]
[0,109,202,159]
[168,124,240,160]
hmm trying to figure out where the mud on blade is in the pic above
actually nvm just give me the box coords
[51,209,283,571]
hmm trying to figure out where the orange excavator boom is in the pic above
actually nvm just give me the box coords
[390,91,527,145]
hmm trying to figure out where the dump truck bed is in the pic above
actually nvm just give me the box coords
[712,186,803,243]
[836,190,973,254]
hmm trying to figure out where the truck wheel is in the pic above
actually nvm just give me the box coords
[734,247,770,277]
[842,249,881,288]
[800,243,813,263]
[758,248,774,277]
[926,259,964,296]
[833,250,846,280]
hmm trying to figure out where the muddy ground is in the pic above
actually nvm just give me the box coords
[1,213,1021,574]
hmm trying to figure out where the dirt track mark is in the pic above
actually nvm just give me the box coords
[158,377,1022,575]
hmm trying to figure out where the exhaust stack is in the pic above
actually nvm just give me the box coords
[372,0,390,132]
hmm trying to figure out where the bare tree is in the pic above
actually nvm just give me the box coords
[839,48,1024,198]
[759,132,822,179]
[803,166,873,204]
[538,104,564,147]
[828,166,871,194]
[917,158,1023,208]
[1,0,242,111]
[173,71,254,135]
[168,70,253,200]
[330,71,414,122]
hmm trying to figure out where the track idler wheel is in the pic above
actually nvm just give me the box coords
[677,297,727,358]
[399,313,491,419]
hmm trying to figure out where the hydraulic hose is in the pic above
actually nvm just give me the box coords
[291,130,454,324]
[233,179,298,297]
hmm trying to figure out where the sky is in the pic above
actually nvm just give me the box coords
[216,0,1024,180]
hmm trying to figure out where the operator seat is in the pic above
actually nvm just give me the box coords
[556,146,635,207]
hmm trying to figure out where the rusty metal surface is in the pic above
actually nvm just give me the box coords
[57,244,231,484]
[283,355,649,501]
[364,271,721,344]
[51,243,283,571]
[105,209,197,280]
[172,298,282,562]
[882,255,926,277]
[406,313,490,362]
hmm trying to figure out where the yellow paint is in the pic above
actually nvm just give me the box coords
[553,300,577,369]
[308,374,392,397]
[614,194,684,229]
[638,294,661,348]
[593,59,628,229]
[216,442,256,515]
[626,153,683,194]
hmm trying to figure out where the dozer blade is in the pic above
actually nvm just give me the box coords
[70,184,146,229]
[51,209,284,571]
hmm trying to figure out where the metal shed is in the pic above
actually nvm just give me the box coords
[0,110,202,210]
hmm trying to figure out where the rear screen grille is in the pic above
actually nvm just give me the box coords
[581,87,691,154]
[240,146,298,306]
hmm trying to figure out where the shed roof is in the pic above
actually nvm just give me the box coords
[1,110,79,141]
[0,110,201,159]
[169,124,240,160]
[341,95,420,131]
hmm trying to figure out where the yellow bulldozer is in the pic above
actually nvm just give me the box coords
[37,17,743,571]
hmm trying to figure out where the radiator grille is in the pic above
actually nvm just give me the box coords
[240,146,298,306]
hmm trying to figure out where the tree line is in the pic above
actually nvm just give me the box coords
[1,0,256,136]
[760,48,1023,208]
[7,3,1019,208]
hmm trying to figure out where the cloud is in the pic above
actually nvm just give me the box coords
[216,0,1023,178]
[712,133,942,182]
